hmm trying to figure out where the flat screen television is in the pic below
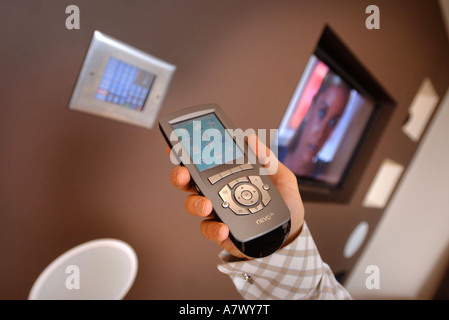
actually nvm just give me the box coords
[277,50,378,190]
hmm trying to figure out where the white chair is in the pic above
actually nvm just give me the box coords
[28,239,138,300]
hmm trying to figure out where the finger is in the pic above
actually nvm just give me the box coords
[170,166,196,193]
[200,219,229,242]
[185,194,213,217]
[199,220,248,259]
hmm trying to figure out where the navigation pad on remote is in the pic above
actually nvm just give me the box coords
[218,175,272,216]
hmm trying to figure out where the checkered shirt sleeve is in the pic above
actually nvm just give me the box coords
[217,222,352,300]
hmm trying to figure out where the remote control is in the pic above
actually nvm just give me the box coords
[159,104,291,258]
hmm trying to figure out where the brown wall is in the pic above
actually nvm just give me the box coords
[1,0,448,299]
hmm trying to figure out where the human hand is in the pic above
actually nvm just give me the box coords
[168,134,305,259]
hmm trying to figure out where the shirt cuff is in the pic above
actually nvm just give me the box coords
[217,222,352,300]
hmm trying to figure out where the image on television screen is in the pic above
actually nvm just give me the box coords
[277,54,375,187]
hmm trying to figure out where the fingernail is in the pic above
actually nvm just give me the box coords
[215,224,223,238]
[195,199,205,213]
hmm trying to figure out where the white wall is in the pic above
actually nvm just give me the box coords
[345,87,449,299]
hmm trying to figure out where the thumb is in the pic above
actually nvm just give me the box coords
[246,133,280,176]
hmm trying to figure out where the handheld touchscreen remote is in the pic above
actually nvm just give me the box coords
[159,104,291,258]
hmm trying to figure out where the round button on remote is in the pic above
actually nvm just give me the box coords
[234,184,259,207]
[241,190,252,200]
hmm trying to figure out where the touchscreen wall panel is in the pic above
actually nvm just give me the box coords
[95,57,156,112]
[69,31,175,129]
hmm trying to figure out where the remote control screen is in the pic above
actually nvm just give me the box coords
[172,113,244,172]
[95,57,156,111]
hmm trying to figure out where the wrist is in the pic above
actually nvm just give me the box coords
[283,218,304,248]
